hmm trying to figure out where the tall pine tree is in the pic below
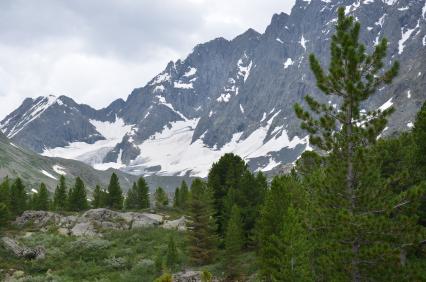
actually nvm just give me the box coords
[187,178,217,266]
[53,175,67,211]
[10,178,27,216]
[68,177,88,211]
[294,7,425,281]
[107,173,123,210]
[34,183,50,211]
[224,205,244,280]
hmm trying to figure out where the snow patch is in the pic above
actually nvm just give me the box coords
[217,93,231,103]
[183,67,197,77]
[41,170,57,180]
[398,26,416,54]
[407,122,414,128]
[379,98,393,112]
[407,90,411,98]
[53,165,66,175]
[240,104,245,114]
[283,58,294,69]
[174,81,193,89]
[276,38,284,44]
[300,35,307,50]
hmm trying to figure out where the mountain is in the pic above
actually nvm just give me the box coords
[0,132,190,193]
[2,0,426,177]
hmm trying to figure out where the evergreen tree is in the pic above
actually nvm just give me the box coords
[173,187,180,208]
[208,153,248,236]
[267,205,313,281]
[0,203,10,228]
[294,7,425,281]
[154,187,169,208]
[224,205,244,280]
[0,176,10,208]
[53,175,67,211]
[178,181,189,210]
[9,178,27,215]
[165,235,179,270]
[35,183,49,211]
[68,177,88,211]
[187,178,217,265]
[107,173,123,210]
[257,175,309,280]
[137,177,150,209]
[125,182,138,209]
[92,184,105,208]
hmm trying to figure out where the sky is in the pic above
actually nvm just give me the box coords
[0,0,296,119]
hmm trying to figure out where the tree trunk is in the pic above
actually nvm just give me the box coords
[346,101,360,282]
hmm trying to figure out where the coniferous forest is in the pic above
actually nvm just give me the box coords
[1,7,426,282]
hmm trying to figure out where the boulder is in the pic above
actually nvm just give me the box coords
[14,211,62,228]
[70,222,98,237]
[172,270,218,282]
[1,237,45,260]
[129,212,163,229]
[163,216,187,231]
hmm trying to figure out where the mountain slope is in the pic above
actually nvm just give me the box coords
[2,0,426,177]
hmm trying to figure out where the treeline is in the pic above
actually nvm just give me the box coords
[0,172,159,223]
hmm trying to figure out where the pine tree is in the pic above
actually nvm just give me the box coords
[224,205,244,280]
[208,153,248,236]
[178,181,189,210]
[68,177,88,211]
[107,173,123,210]
[0,203,10,228]
[154,187,168,208]
[187,178,217,266]
[257,175,308,280]
[267,205,313,281]
[9,178,27,216]
[294,7,425,281]
[92,184,104,208]
[165,235,179,270]
[137,177,150,209]
[35,183,49,211]
[173,187,180,208]
[0,176,10,208]
[53,175,67,211]
[125,182,137,209]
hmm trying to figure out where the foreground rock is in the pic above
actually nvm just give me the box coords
[172,270,219,282]
[13,208,184,236]
[1,237,45,260]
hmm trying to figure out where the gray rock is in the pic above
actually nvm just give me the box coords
[70,222,98,237]
[172,270,218,282]
[14,210,62,228]
[1,237,45,260]
[163,216,187,231]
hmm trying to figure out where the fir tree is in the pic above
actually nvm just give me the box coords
[154,187,169,208]
[92,184,105,208]
[207,153,248,236]
[68,177,88,211]
[0,203,10,228]
[0,176,10,208]
[125,182,138,209]
[53,175,67,211]
[178,181,189,209]
[136,177,150,209]
[9,178,27,215]
[173,187,180,208]
[107,173,123,210]
[224,205,244,280]
[257,175,308,280]
[187,178,217,266]
[294,7,425,281]
[35,183,49,211]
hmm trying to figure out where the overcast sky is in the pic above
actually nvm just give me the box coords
[0,0,296,119]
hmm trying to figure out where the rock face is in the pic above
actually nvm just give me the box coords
[1,237,45,260]
[12,209,177,236]
[2,0,425,176]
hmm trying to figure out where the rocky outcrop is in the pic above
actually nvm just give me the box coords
[163,216,187,231]
[12,208,182,236]
[1,237,45,260]
[172,270,219,282]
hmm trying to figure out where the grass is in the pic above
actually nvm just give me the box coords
[0,227,187,282]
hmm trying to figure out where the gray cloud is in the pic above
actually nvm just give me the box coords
[0,0,295,119]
